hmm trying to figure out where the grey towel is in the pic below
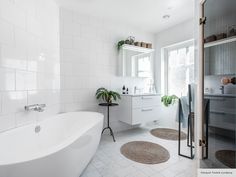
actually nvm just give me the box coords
[177,83,195,128]
[178,96,188,128]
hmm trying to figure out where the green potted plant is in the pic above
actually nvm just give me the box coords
[96,87,121,103]
[161,95,178,107]
[117,40,125,50]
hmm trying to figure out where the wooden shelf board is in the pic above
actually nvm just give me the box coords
[204,36,236,48]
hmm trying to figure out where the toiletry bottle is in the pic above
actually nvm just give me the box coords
[126,88,129,94]
[122,85,126,94]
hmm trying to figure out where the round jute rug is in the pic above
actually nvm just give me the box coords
[120,141,170,164]
[215,150,236,168]
[150,128,187,141]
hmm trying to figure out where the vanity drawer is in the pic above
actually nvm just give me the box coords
[132,95,161,108]
[132,106,159,125]
[208,97,236,111]
[209,112,236,131]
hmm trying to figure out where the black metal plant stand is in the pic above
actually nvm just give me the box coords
[99,103,118,142]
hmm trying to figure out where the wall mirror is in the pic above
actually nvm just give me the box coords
[118,45,154,78]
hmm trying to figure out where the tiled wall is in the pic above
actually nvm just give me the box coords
[60,8,155,132]
[0,0,60,132]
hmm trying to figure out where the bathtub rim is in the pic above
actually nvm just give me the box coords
[0,111,104,166]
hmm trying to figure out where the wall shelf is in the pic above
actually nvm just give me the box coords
[204,36,236,48]
[121,44,154,53]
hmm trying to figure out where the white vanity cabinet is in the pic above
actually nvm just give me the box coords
[118,94,161,125]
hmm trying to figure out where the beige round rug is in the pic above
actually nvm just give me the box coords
[120,141,170,164]
[215,150,236,168]
[150,128,187,141]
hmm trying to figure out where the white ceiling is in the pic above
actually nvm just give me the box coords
[55,0,194,33]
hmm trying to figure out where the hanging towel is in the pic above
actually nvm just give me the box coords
[176,83,195,128]
[177,96,188,128]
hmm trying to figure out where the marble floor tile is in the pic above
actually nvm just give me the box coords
[81,127,197,177]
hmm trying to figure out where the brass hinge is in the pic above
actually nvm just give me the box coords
[199,17,206,25]
[199,139,206,147]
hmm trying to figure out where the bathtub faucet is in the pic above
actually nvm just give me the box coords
[25,104,46,112]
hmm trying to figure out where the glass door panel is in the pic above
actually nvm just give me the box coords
[200,0,236,169]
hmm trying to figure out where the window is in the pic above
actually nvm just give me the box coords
[132,53,153,78]
[164,41,194,97]
[137,56,151,77]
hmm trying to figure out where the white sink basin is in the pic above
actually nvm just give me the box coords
[121,93,161,97]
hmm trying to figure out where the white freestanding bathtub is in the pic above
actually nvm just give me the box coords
[0,112,104,177]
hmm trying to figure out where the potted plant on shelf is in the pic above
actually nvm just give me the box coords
[161,95,178,107]
[96,87,121,104]
[117,40,125,50]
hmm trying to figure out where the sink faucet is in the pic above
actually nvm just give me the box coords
[25,104,46,112]
[134,86,143,94]
[219,85,224,94]
[134,86,137,94]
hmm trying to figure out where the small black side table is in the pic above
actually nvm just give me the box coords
[99,103,118,142]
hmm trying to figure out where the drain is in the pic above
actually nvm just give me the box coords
[35,125,41,133]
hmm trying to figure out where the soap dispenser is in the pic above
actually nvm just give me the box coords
[122,85,126,94]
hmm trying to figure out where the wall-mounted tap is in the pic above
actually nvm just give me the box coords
[25,104,46,112]
[219,85,224,94]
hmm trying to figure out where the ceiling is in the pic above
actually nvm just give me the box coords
[55,0,194,33]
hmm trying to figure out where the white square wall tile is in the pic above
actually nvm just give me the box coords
[0,92,2,114]
[61,48,79,62]
[0,19,14,45]
[16,70,37,90]
[0,45,28,70]
[0,0,27,30]
[1,91,27,114]
[73,12,91,26]
[37,73,53,90]
[73,36,90,50]
[61,91,74,104]
[14,0,37,17]
[61,36,73,49]
[0,67,15,91]
[60,8,74,24]
[27,90,45,105]
[62,21,75,36]
[52,75,60,90]
[73,23,81,36]
[26,15,42,36]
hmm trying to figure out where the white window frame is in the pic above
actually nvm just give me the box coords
[133,52,154,78]
[161,39,194,95]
